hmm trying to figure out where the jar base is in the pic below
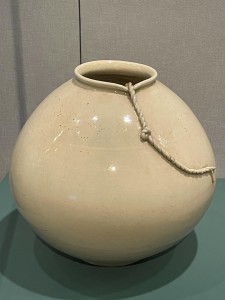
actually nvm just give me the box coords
[84,259,138,267]
[83,241,180,267]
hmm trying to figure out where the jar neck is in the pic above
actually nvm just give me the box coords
[74,60,157,92]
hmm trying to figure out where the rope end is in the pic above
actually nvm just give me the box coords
[210,169,216,183]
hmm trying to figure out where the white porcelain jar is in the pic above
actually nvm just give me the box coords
[10,60,216,266]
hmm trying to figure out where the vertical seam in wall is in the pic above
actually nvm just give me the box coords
[10,0,27,128]
[78,0,82,64]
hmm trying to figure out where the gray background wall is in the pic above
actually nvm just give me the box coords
[0,0,224,181]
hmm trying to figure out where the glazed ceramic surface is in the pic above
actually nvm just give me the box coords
[10,61,216,266]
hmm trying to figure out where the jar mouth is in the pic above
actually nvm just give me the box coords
[74,60,157,92]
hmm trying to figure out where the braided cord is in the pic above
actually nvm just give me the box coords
[125,82,216,183]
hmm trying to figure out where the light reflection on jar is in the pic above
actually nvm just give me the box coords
[123,115,132,124]
[108,164,117,172]
[92,115,98,122]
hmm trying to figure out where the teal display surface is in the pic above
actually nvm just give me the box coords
[0,175,225,300]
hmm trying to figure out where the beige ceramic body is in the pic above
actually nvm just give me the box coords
[10,61,215,266]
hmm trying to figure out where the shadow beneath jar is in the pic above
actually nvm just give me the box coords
[34,233,197,299]
[0,210,197,299]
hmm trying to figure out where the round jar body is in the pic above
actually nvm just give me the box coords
[10,61,215,266]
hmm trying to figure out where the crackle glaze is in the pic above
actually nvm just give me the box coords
[10,60,216,266]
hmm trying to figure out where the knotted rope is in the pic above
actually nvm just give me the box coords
[125,82,216,183]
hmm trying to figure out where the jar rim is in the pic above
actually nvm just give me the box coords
[74,60,157,92]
